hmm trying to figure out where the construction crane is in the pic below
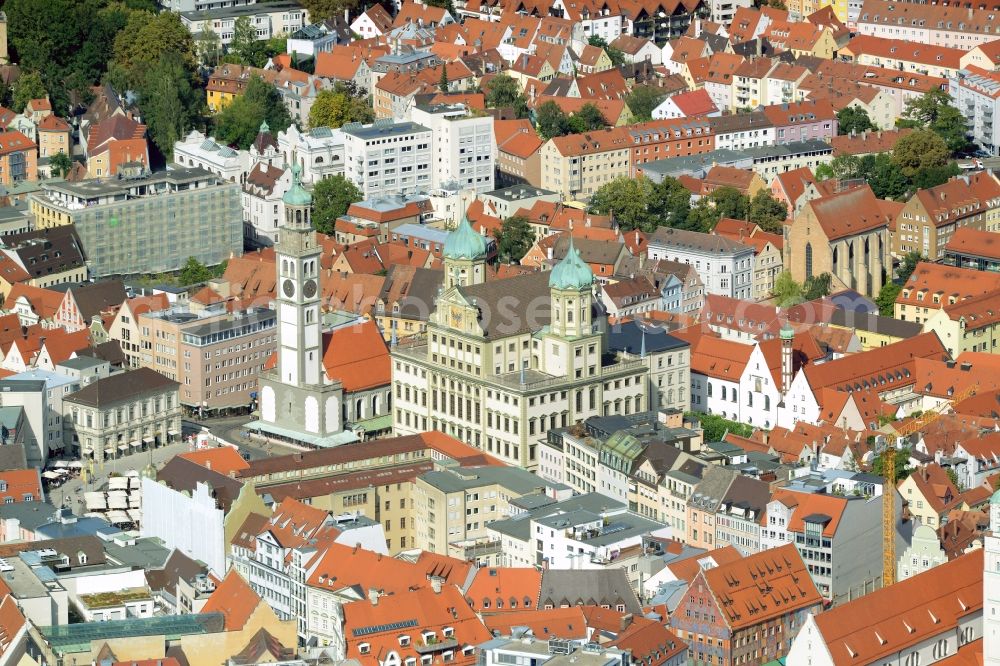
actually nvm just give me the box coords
[882,446,896,588]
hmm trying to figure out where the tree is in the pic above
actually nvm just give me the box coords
[483,74,528,118]
[686,412,753,442]
[588,176,655,231]
[875,282,901,317]
[138,51,203,160]
[229,17,263,65]
[649,177,694,230]
[196,25,222,67]
[495,215,534,262]
[299,0,362,22]
[899,88,969,154]
[573,103,607,132]
[898,251,924,282]
[873,447,911,481]
[179,257,214,285]
[49,152,73,179]
[11,71,47,113]
[773,271,803,307]
[112,11,197,90]
[911,161,961,192]
[803,272,832,300]
[708,186,750,220]
[818,154,861,181]
[439,64,449,93]
[535,101,570,139]
[309,84,373,129]
[625,85,665,122]
[587,35,625,68]
[748,190,787,233]
[865,153,910,200]
[425,0,455,13]
[836,106,877,135]
[891,129,950,179]
[945,467,962,490]
[312,175,363,234]
[214,76,292,150]
[684,198,720,232]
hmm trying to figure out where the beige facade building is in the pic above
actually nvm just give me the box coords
[540,133,630,200]
[124,305,276,414]
[784,185,891,298]
[64,367,181,462]
[893,172,1000,261]
[392,217,650,471]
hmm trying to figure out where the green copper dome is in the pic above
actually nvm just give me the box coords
[549,237,594,290]
[443,215,487,260]
[991,488,1000,505]
[780,322,795,340]
[283,164,312,207]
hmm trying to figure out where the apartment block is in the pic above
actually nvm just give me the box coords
[410,104,495,194]
[341,120,434,199]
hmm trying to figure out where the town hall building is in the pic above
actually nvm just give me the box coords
[391,215,651,469]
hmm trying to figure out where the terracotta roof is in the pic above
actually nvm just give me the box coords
[665,545,743,583]
[898,262,1000,310]
[322,319,390,391]
[315,46,377,80]
[699,543,822,630]
[945,226,1000,262]
[857,0,1000,36]
[0,469,42,504]
[830,128,913,156]
[575,69,630,100]
[394,1,450,28]
[913,172,1000,230]
[844,34,962,69]
[806,185,890,241]
[667,36,708,64]
[343,585,490,666]
[87,115,145,154]
[37,114,70,132]
[810,549,982,666]
[201,570,264,631]
[904,463,962,516]
[768,490,847,538]
[0,594,26,658]
[0,131,34,156]
[482,607,588,640]
[703,165,757,192]
[610,617,687,666]
[609,34,653,55]
[761,20,828,52]
[688,334,753,381]
[667,88,717,116]
[686,52,744,86]
[467,568,543,613]
[179,446,250,476]
[364,4,394,32]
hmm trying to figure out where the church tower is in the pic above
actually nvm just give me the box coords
[548,238,594,339]
[276,165,321,387]
[442,215,487,289]
[253,165,350,444]
[986,490,1000,666]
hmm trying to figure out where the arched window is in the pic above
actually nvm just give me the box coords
[805,242,814,279]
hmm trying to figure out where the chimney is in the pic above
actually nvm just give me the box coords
[430,576,443,593]
[345,7,350,23]
[369,588,380,605]
[547,246,554,260]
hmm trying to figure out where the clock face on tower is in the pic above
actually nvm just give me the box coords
[282,279,296,298]
[303,279,318,299]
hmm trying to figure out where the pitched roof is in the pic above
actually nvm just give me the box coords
[538,569,641,614]
[904,463,962,516]
[667,88,717,116]
[467,568,543,613]
[898,263,1000,309]
[178,446,251,476]
[699,543,822,630]
[321,319,390,391]
[811,549,982,666]
[482,607,588,640]
[201,570,262,631]
[806,185,890,241]
[844,34,962,70]
[830,128,913,156]
[610,617,687,666]
[945,226,1000,262]
[912,172,1000,229]
[0,468,42,503]
[68,280,127,322]
[0,131,34,156]
[65,367,177,408]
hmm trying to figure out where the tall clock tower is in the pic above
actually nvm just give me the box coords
[276,165,322,387]
[253,165,352,446]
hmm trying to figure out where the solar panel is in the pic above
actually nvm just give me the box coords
[352,618,419,637]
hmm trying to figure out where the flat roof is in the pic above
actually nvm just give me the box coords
[181,0,304,21]
[42,167,220,199]
[341,120,431,140]
[39,612,225,655]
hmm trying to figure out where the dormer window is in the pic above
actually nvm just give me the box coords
[400,636,411,647]
[360,644,371,655]
[443,627,455,638]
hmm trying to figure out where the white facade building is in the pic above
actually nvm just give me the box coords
[179,1,309,47]
[342,120,434,199]
[647,227,755,300]
[277,125,347,184]
[951,70,1000,157]
[173,130,250,184]
[410,104,496,194]
[141,478,226,576]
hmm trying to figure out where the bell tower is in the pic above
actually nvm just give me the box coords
[275,164,322,388]
[986,491,1000,666]
[442,215,487,289]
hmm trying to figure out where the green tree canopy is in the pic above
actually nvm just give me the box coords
[911,161,961,191]
[571,103,607,132]
[649,177,695,230]
[196,25,222,67]
[773,271,803,307]
[898,251,924,282]
[872,447,911,480]
[684,198,720,233]
[535,101,571,140]
[299,0,362,21]
[875,282,901,317]
[865,153,910,200]
[836,106,877,135]
[112,10,197,90]
[898,88,969,154]
[708,186,750,220]
[138,51,204,160]
[228,17,267,66]
[308,83,374,129]
[312,175,363,234]
[747,190,787,233]
[11,71,47,114]
[214,76,292,150]
[803,272,832,300]
[686,412,754,442]
[495,215,534,262]
[179,257,214,285]
[624,85,664,122]
[891,129,950,179]
[588,176,656,231]
[483,74,528,118]
[49,152,74,179]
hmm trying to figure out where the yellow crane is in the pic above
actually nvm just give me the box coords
[883,446,896,588]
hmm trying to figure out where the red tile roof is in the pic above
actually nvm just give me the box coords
[466,568,543,613]
[179,446,251,476]
[769,489,847,538]
[806,185,891,241]
[0,469,42,504]
[322,319,390,391]
[0,131,34,156]
[811,549,982,666]
[201,570,263,631]
[482,607,588,639]
[667,88,717,116]
[610,617,687,666]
